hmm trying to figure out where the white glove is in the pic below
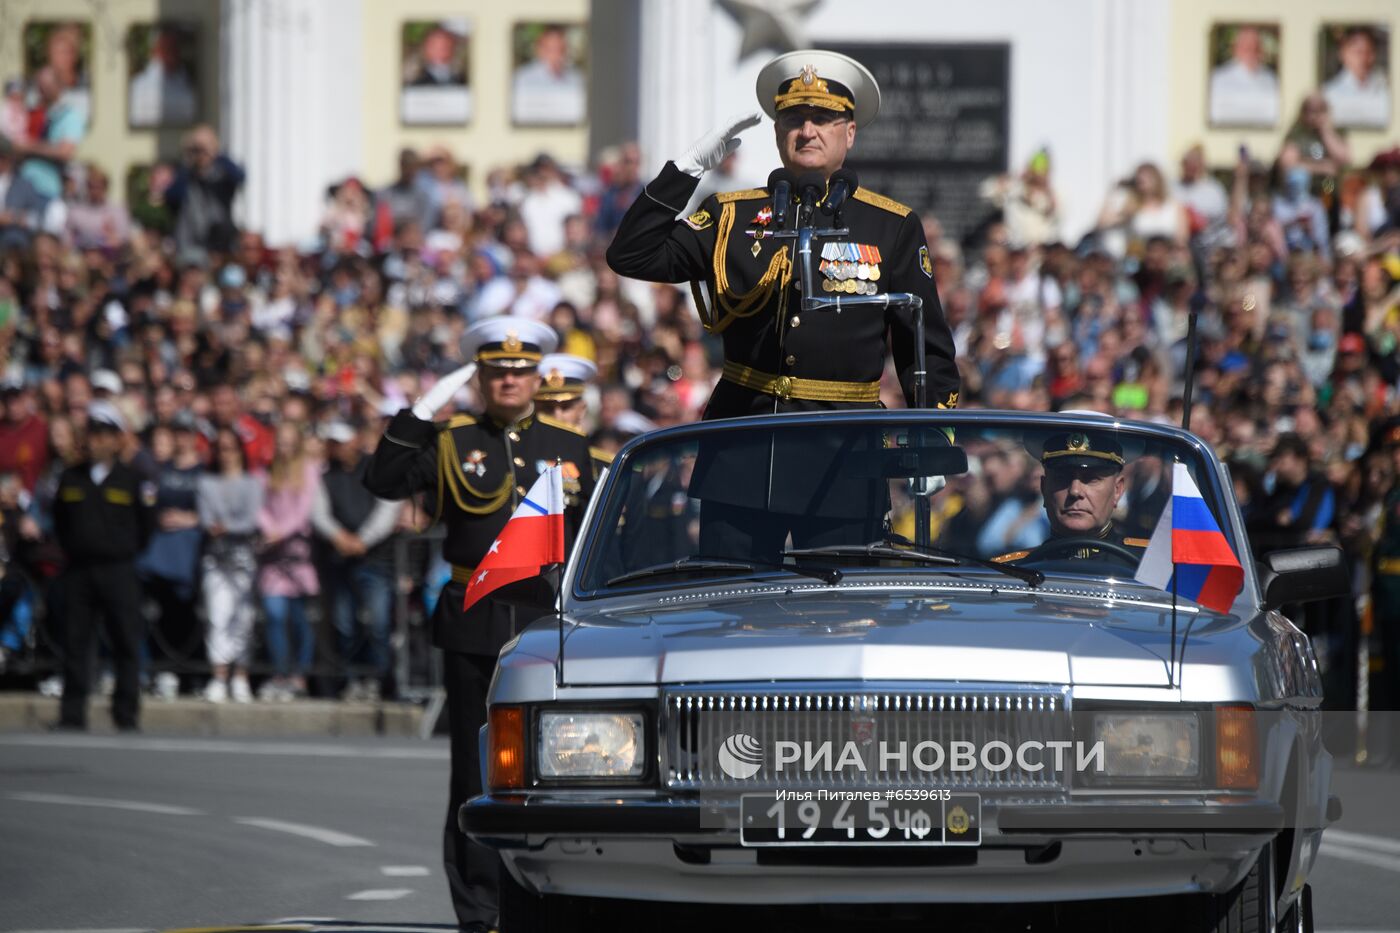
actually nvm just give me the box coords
[675,111,763,178]
[411,363,476,420]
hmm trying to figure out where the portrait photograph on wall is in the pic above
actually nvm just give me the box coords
[1320,23,1392,129]
[400,18,471,126]
[1208,22,1281,128]
[19,20,92,199]
[127,23,200,129]
[510,22,588,126]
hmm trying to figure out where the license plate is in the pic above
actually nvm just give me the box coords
[739,792,981,846]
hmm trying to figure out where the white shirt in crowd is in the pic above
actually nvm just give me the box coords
[128,61,196,127]
[1323,68,1391,128]
[1176,176,1229,226]
[1209,60,1280,126]
[519,181,582,258]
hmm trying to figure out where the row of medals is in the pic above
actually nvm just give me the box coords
[819,245,881,295]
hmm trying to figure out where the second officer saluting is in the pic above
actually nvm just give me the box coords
[606,48,960,417]
[363,316,598,933]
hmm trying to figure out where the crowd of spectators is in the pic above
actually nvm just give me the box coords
[0,78,1397,709]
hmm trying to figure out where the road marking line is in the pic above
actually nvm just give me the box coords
[344,888,414,901]
[232,817,374,847]
[1325,829,1400,856]
[8,792,203,816]
[1320,841,1400,874]
[9,928,152,933]
[380,864,431,877]
[0,735,447,760]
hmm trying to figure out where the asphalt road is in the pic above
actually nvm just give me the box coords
[1,733,1398,933]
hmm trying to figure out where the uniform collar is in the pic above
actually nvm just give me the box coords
[485,405,535,432]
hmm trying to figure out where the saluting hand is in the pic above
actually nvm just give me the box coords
[675,111,763,178]
[411,362,477,420]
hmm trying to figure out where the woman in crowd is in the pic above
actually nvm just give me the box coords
[197,427,262,703]
[256,421,320,701]
[136,416,205,698]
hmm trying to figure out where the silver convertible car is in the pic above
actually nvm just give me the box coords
[462,410,1348,932]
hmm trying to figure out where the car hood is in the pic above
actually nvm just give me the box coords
[534,584,1217,688]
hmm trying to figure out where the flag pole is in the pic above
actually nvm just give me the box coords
[1168,458,1181,690]
[552,459,567,688]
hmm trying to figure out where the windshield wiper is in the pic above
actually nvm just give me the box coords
[605,556,842,588]
[783,536,1044,588]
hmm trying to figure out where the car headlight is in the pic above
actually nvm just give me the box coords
[538,712,645,779]
[1093,713,1200,779]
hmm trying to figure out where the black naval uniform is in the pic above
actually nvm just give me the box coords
[607,161,960,418]
[52,460,155,729]
[363,406,598,928]
[607,163,959,556]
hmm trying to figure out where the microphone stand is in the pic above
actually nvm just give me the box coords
[762,195,933,547]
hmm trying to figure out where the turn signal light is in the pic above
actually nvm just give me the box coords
[1216,705,1258,790]
[489,706,526,791]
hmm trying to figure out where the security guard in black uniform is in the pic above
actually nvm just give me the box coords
[363,317,599,933]
[994,431,1150,565]
[606,48,959,420]
[52,401,155,731]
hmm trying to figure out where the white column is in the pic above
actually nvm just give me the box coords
[222,0,363,247]
[638,0,715,176]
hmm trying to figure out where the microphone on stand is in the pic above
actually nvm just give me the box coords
[767,168,795,227]
[821,168,859,217]
[795,172,825,226]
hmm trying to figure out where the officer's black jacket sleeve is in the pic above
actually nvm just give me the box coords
[886,210,961,409]
[364,410,440,501]
[605,162,710,284]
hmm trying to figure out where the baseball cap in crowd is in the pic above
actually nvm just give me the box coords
[219,264,247,289]
[90,369,123,396]
[88,400,128,433]
[1338,333,1368,355]
[321,421,357,445]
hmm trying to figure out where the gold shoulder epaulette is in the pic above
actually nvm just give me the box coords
[991,550,1030,564]
[853,188,912,218]
[717,188,769,205]
[1123,537,1150,548]
[537,413,586,436]
[446,414,477,429]
[589,446,616,464]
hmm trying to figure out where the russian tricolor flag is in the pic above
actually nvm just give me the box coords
[1133,462,1244,614]
[462,465,566,612]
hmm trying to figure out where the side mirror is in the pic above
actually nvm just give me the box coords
[1258,546,1350,611]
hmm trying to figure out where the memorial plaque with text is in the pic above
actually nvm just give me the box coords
[828,43,1010,243]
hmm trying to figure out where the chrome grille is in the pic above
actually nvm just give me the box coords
[663,686,1071,792]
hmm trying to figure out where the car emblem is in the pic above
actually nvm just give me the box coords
[851,695,877,748]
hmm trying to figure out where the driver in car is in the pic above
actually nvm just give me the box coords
[993,431,1150,564]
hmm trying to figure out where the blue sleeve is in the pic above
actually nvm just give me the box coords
[1311,486,1335,532]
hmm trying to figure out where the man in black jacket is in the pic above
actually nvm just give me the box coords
[52,401,155,731]
[364,316,600,932]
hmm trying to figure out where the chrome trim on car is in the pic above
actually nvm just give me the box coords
[662,683,1072,793]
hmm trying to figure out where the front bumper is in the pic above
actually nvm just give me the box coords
[461,794,1284,904]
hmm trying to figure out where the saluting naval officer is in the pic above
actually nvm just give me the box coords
[606,48,960,420]
[363,317,600,932]
[51,400,156,732]
[994,431,1150,564]
[532,352,597,431]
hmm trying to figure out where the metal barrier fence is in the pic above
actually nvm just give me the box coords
[0,527,450,701]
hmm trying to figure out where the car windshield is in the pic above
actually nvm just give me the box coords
[575,415,1237,596]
